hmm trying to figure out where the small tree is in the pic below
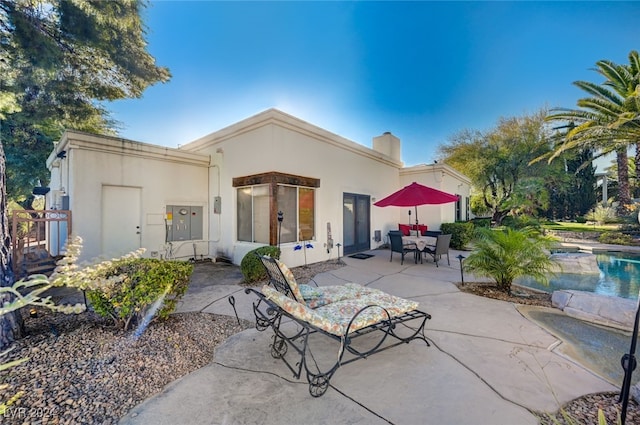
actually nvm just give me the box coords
[0,0,171,350]
[439,110,553,225]
[463,227,557,294]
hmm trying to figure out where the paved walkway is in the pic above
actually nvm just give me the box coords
[119,247,620,425]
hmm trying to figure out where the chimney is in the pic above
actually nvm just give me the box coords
[372,132,401,162]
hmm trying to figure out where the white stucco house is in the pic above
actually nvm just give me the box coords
[45,108,471,267]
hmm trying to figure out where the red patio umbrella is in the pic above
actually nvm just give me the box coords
[374,182,459,230]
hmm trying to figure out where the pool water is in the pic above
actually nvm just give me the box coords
[516,252,640,300]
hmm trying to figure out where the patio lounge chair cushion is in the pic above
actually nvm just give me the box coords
[299,283,368,308]
[298,284,323,300]
[262,284,419,337]
[275,258,306,305]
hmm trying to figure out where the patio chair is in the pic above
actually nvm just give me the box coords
[422,230,442,238]
[388,230,418,265]
[422,233,452,267]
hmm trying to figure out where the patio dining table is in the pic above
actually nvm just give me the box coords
[402,235,436,252]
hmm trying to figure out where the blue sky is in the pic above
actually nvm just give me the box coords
[109,1,640,166]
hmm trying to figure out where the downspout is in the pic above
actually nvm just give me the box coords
[64,143,79,210]
[209,163,221,242]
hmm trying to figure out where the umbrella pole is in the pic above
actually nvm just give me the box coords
[415,206,419,237]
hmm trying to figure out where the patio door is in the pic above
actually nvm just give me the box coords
[343,193,370,255]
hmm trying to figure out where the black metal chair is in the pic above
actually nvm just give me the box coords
[422,230,442,238]
[422,234,452,267]
[388,230,418,265]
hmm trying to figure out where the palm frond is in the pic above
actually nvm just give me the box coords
[577,98,624,117]
[547,108,610,123]
[547,51,640,169]
[628,50,640,76]
[597,60,634,95]
[574,81,623,104]
[610,112,640,129]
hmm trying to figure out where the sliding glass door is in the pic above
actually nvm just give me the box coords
[343,193,370,255]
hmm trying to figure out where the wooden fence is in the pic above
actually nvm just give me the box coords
[11,210,72,278]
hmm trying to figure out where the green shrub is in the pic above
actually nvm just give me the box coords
[586,204,617,225]
[469,218,491,228]
[501,214,542,230]
[619,222,640,233]
[440,222,475,250]
[598,231,635,245]
[240,245,281,283]
[575,216,587,223]
[87,258,193,330]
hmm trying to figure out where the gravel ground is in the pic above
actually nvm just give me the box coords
[538,392,639,425]
[0,308,250,424]
[456,281,553,307]
[248,258,346,287]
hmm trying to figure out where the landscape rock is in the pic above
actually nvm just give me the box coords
[552,289,636,331]
[549,252,601,274]
[551,290,572,309]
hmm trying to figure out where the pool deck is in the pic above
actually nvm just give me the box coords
[558,239,640,255]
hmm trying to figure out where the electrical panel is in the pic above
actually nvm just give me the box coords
[166,205,203,241]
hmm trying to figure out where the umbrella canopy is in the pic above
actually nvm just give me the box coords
[374,182,459,207]
[374,182,459,230]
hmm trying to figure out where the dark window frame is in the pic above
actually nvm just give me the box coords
[233,172,320,245]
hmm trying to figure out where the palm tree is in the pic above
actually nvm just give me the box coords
[463,227,556,295]
[546,51,640,212]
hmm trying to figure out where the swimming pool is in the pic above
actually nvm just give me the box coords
[516,252,640,300]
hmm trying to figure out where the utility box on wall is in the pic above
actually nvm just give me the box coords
[166,205,203,241]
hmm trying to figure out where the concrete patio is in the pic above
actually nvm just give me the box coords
[119,247,621,425]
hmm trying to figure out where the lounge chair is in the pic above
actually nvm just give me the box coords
[422,233,452,267]
[245,254,431,397]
